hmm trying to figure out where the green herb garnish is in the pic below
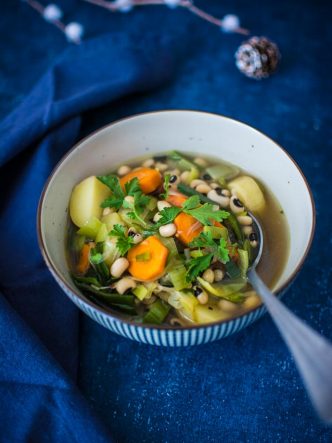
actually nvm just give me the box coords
[98,175,125,209]
[186,253,214,282]
[110,224,134,256]
[160,174,171,200]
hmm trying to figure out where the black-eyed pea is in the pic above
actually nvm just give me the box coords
[207,190,230,208]
[202,268,215,283]
[196,183,212,194]
[142,158,155,168]
[114,277,136,294]
[193,286,209,304]
[159,223,177,237]
[249,232,258,248]
[243,226,253,236]
[190,179,205,189]
[180,171,190,183]
[117,165,131,176]
[157,200,172,211]
[155,162,168,172]
[230,196,245,214]
[237,215,253,226]
[111,257,129,278]
[153,212,162,223]
[214,269,224,282]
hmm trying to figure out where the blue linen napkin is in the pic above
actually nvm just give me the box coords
[0,32,175,442]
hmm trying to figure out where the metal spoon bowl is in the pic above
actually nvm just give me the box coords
[249,213,332,424]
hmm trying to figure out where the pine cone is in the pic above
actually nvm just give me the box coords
[235,36,280,79]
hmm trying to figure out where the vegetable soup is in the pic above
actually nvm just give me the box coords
[67,151,289,326]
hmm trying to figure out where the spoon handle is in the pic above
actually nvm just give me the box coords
[248,269,332,424]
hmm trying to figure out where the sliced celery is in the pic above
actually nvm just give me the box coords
[143,300,170,324]
[103,237,121,266]
[170,291,198,321]
[133,285,149,301]
[197,277,246,302]
[206,163,239,181]
[168,151,199,184]
[95,224,108,243]
[77,216,103,239]
[224,213,244,242]
[238,249,249,278]
[159,236,178,259]
[190,250,203,258]
[133,282,157,301]
[169,263,191,291]
[101,212,125,231]
[243,239,252,263]
[203,225,228,240]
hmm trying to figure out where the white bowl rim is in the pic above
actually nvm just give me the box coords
[37,110,316,331]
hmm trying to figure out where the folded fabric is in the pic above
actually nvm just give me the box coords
[0,32,175,442]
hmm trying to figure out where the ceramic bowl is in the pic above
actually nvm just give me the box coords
[37,111,315,346]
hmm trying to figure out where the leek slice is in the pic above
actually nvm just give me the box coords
[238,249,249,278]
[143,300,170,324]
[197,277,246,302]
[77,216,103,239]
[169,263,191,291]
[203,225,228,240]
[206,164,240,181]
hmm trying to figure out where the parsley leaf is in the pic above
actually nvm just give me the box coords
[156,206,181,227]
[125,177,141,196]
[110,224,134,256]
[189,230,215,249]
[186,253,213,282]
[98,175,125,209]
[182,195,200,210]
[184,203,229,226]
[160,174,171,200]
[189,231,230,264]
[218,238,230,264]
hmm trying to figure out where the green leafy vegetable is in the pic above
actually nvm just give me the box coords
[190,231,230,264]
[182,195,200,210]
[98,175,125,209]
[184,203,229,226]
[110,224,134,256]
[186,253,213,282]
[218,238,230,264]
[156,206,181,226]
[143,299,171,324]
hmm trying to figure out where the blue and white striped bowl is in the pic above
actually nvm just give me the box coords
[37,111,315,346]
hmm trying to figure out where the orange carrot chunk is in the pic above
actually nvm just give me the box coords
[77,242,94,274]
[120,167,162,194]
[166,192,188,208]
[127,236,169,281]
[174,212,203,245]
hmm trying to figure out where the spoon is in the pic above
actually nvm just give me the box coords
[248,213,332,424]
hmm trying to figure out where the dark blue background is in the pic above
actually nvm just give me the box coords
[1,1,331,442]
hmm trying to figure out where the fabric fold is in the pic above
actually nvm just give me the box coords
[0,31,176,441]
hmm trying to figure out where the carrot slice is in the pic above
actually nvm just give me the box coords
[166,192,188,208]
[77,242,94,274]
[127,236,169,281]
[120,167,162,194]
[174,212,203,245]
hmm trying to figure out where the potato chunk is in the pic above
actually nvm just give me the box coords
[69,176,110,227]
[228,176,265,212]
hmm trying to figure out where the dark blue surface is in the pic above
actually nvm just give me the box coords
[0,1,331,442]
